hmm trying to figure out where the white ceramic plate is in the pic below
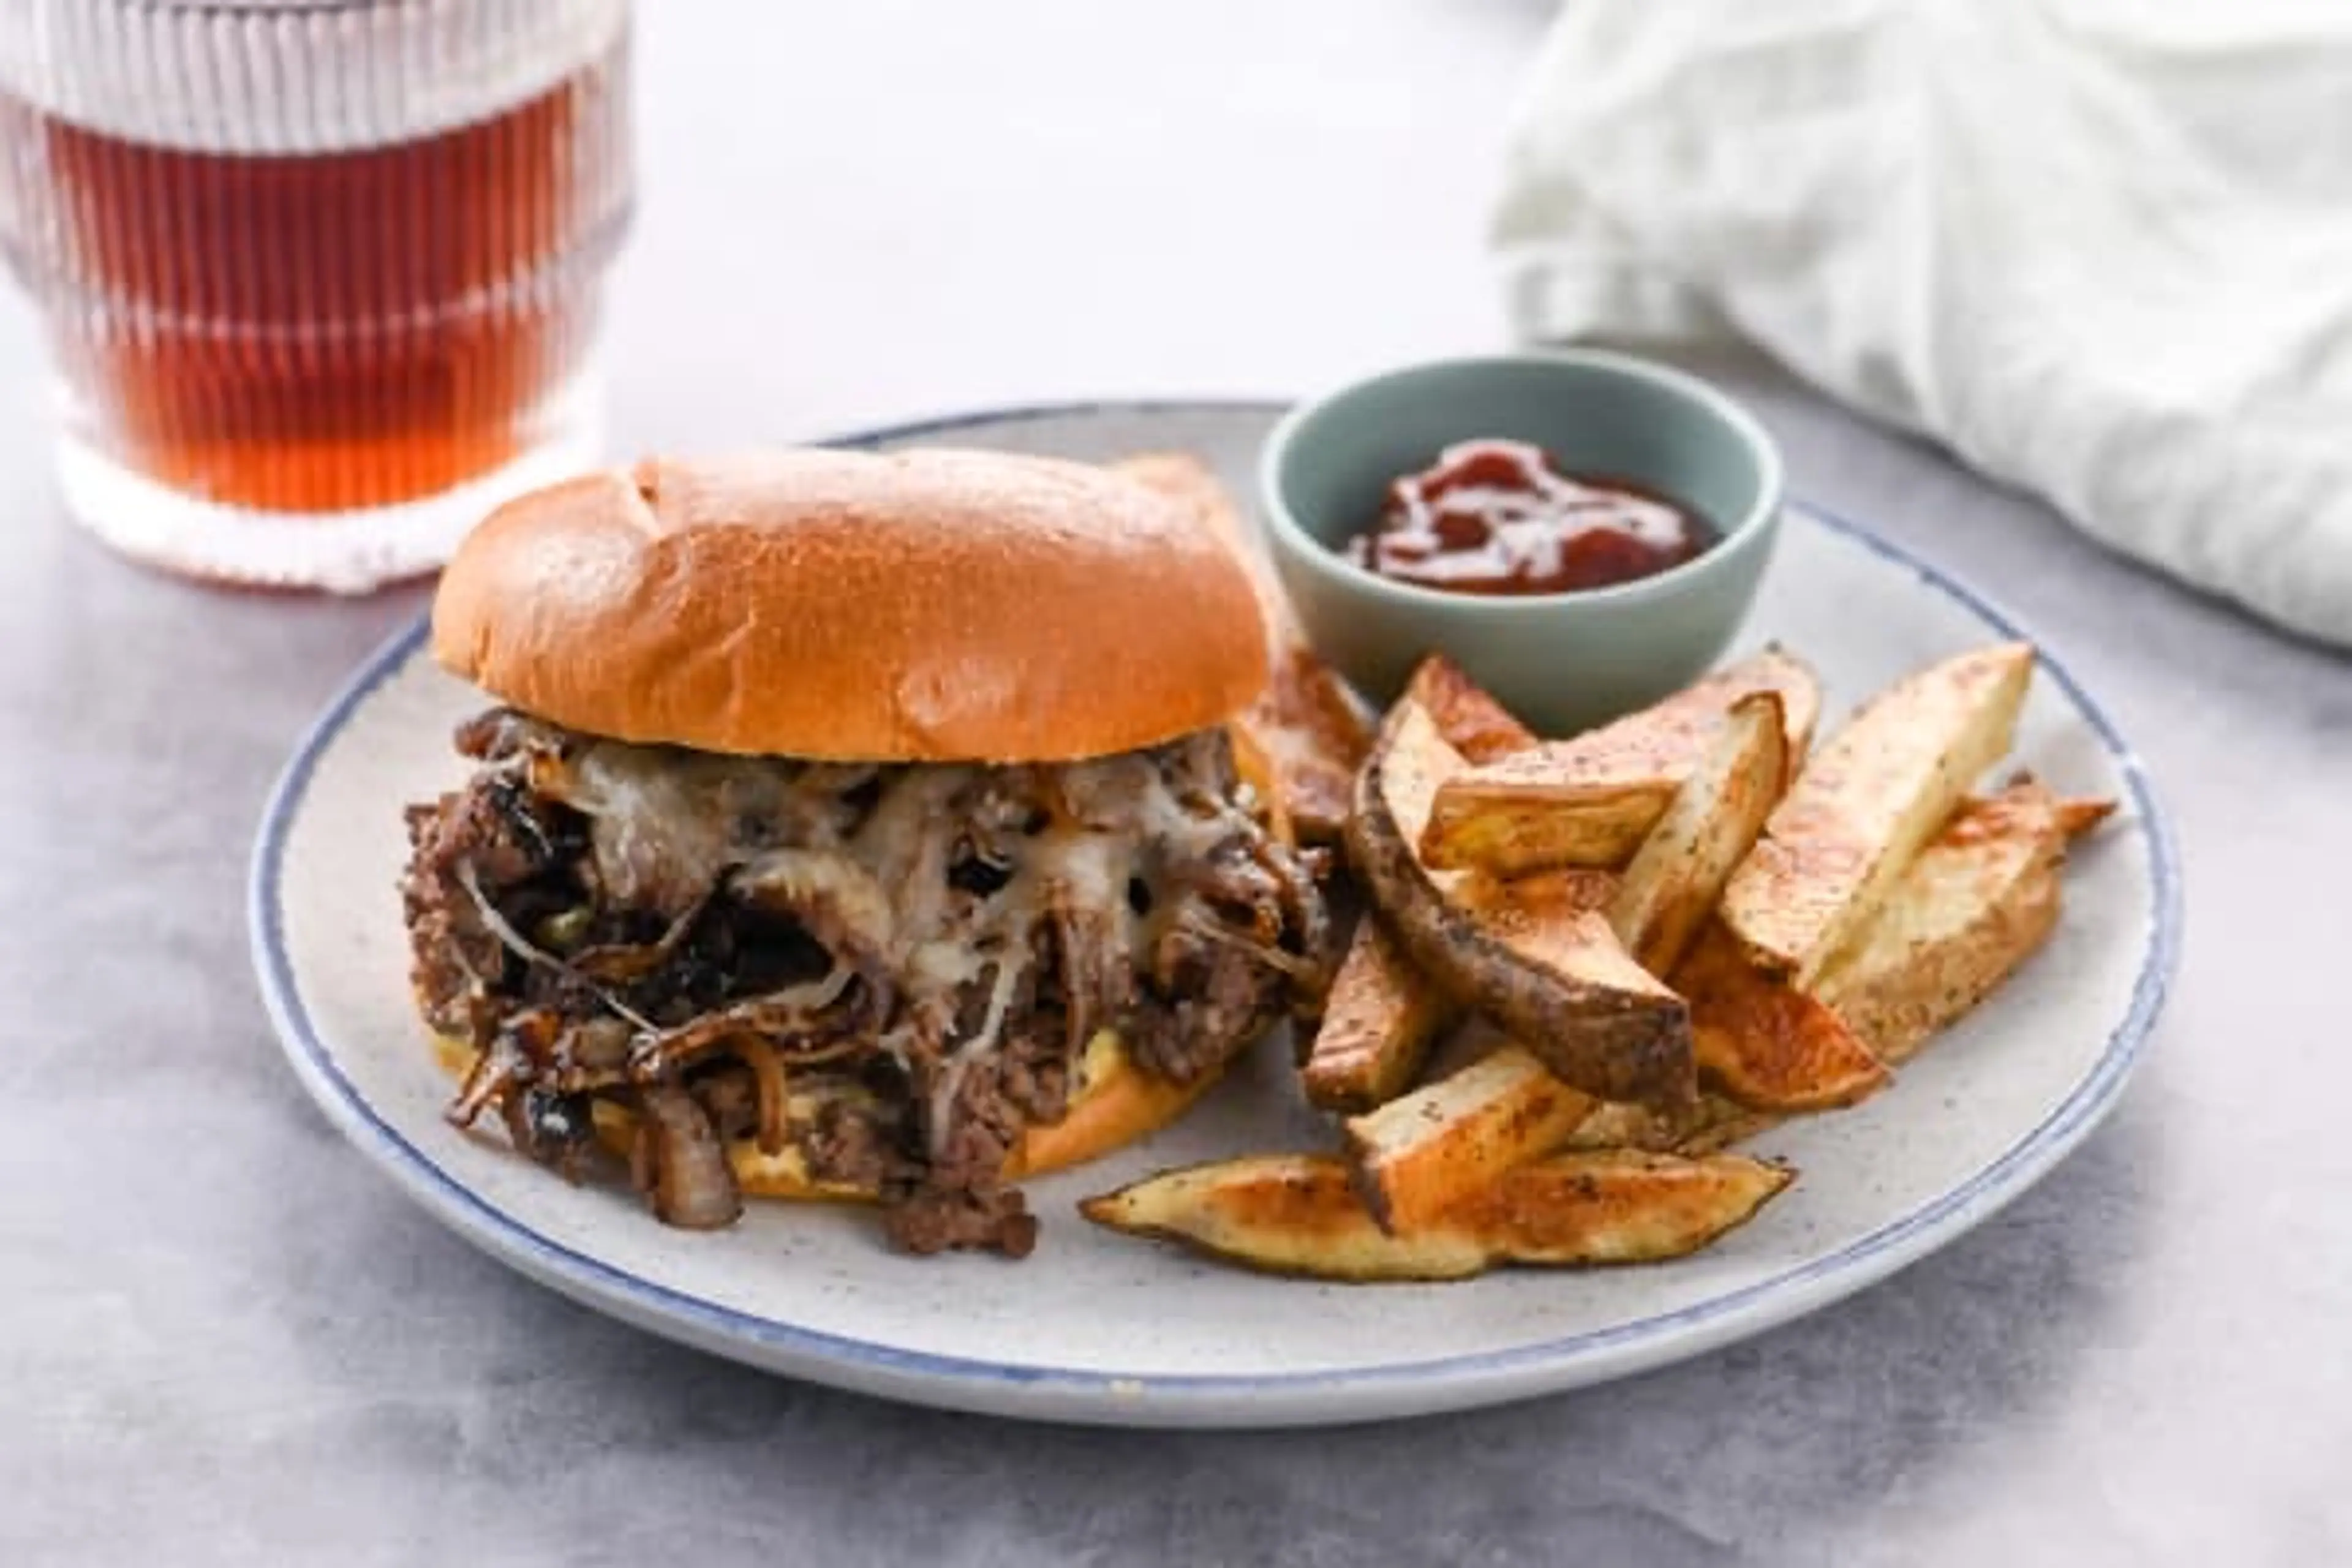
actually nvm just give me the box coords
[251,401,2178,1429]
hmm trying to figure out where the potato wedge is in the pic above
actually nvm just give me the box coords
[1405,1032,1780,1155]
[1239,646,1374,843]
[1815,778,2088,1064]
[1300,660,1540,1110]
[1302,920,1458,1113]
[1426,774,1675,878]
[1298,707,1463,1107]
[1421,647,1822,874]
[1401,652,1540,765]
[1080,1150,1793,1281]
[1456,1149,1793,1266]
[1721,642,2034,986]
[1455,865,1660,1005]
[1116,451,1370,841]
[1343,1044,1596,1231]
[1611,690,1788,976]
[2052,794,2118,840]
[1360,699,1467,858]
[1346,703,1692,1104]
[1675,922,1890,1112]
[1967,772,2114,842]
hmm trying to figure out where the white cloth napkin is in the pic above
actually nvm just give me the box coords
[1491,0,2352,648]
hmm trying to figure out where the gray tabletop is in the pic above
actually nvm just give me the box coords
[7,5,2348,1564]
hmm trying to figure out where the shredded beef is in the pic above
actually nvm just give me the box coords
[401,709,1328,1257]
[801,1082,908,1192]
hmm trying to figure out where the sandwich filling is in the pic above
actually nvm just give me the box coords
[402,710,1327,1256]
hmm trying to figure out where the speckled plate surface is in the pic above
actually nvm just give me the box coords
[249,401,2178,1429]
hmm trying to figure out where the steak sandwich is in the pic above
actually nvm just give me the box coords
[402,450,1330,1256]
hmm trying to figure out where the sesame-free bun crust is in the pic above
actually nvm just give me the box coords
[431,448,1270,762]
[429,1028,1216,1200]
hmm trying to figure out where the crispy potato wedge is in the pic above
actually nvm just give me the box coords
[1359,700,1468,861]
[1116,452,1370,841]
[1299,706,1463,1107]
[1456,1150,1792,1266]
[2052,794,2118,839]
[1721,642,2034,986]
[1420,647,1822,875]
[1675,922,1890,1112]
[1240,647,1374,843]
[1408,1032,1779,1155]
[1611,690,1788,976]
[1946,798,2108,845]
[1966,773,2113,842]
[1815,778,2092,1064]
[1081,1150,1793,1281]
[1343,1044,1596,1232]
[1455,866,1659,1005]
[1427,775,1675,878]
[1347,703,1692,1104]
[1299,656,1541,1109]
[1302,920,1458,1113]
[1401,652,1540,765]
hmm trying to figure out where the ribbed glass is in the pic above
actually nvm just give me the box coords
[0,0,633,590]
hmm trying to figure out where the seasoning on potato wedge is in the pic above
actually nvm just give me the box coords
[1719,641,2034,987]
[1082,1150,1792,1283]
[1084,636,2109,1289]
[1418,647,1822,876]
[1346,703,1693,1106]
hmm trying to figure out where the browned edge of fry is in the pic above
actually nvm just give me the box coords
[1417,647,1825,877]
[1302,919,1458,1113]
[1401,652,1539,765]
[1675,924,1890,1112]
[1079,1148,1798,1281]
[1613,689,1789,978]
[1812,778,2076,1066]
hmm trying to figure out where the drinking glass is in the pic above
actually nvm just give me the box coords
[0,0,635,589]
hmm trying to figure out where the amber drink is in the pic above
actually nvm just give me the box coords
[0,0,634,588]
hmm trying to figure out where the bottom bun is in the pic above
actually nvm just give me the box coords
[429,1028,1216,1200]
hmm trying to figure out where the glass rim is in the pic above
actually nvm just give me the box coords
[124,2,450,10]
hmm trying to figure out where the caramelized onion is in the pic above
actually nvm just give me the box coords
[626,969,860,1081]
[568,894,710,982]
[447,1041,522,1128]
[734,1035,791,1157]
[633,1087,742,1229]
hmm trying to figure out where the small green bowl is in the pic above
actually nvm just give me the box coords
[1257,351,1784,737]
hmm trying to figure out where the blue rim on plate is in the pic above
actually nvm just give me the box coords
[248,399,2182,1424]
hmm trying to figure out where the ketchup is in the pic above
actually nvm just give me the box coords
[1343,439,1715,595]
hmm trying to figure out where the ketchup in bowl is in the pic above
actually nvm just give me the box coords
[1343,439,1716,596]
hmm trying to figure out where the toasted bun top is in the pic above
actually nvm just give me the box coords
[431,448,1270,761]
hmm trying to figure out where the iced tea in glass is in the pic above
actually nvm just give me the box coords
[0,0,635,589]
